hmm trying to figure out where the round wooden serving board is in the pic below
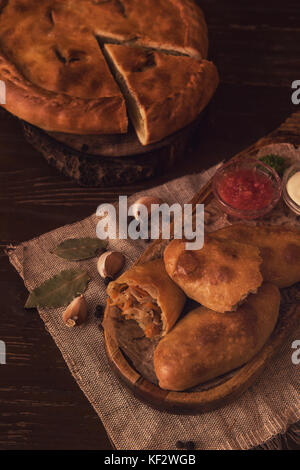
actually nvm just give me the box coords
[103,111,300,413]
[22,112,205,187]
[104,302,299,414]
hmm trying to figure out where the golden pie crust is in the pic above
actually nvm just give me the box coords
[105,44,219,145]
[0,0,215,143]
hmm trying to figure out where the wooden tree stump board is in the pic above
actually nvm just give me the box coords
[22,113,205,187]
[103,111,300,414]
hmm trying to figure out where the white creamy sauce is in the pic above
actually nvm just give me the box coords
[287,171,300,205]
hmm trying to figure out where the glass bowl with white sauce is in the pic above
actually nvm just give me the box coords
[283,163,300,215]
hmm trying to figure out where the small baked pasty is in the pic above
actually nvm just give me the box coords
[154,283,280,391]
[107,259,185,339]
[213,224,300,288]
[164,236,263,313]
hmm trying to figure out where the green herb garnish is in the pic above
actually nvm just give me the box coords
[259,154,286,178]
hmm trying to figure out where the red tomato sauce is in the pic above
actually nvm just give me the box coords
[216,168,274,211]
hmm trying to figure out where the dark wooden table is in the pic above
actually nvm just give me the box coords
[0,0,299,450]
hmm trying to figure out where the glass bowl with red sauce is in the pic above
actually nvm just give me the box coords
[212,158,282,220]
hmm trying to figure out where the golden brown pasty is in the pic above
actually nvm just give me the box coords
[107,259,185,339]
[163,236,263,313]
[213,224,300,288]
[154,283,280,391]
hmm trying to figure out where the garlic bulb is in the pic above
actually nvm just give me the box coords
[63,295,88,327]
[97,251,125,279]
[132,196,164,220]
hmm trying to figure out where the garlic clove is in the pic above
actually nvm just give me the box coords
[97,251,125,279]
[62,295,88,327]
[132,196,164,221]
[65,318,77,328]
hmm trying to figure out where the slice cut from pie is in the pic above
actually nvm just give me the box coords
[104,44,219,145]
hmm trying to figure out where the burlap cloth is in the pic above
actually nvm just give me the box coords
[7,143,300,450]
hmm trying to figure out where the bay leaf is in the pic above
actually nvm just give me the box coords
[53,237,108,261]
[25,269,90,309]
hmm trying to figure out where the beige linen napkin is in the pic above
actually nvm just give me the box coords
[7,146,300,450]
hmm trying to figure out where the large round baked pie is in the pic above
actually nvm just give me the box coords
[0,0,219,145]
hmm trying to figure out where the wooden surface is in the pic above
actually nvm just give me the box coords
[0,0,299,449]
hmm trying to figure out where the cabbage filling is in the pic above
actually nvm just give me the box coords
[109,284,162,338]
